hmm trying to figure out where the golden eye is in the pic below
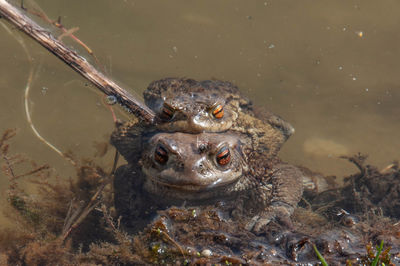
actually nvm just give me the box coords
[154,144,168,165]
[216,145,231,166]
[160,103,175,121]
[211,104,224,119]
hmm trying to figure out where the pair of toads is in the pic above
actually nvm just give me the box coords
[111,78,303,233]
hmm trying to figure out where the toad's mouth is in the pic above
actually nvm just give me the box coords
[145,174,239,192]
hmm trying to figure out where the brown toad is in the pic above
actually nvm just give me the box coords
[116,78,294,160]
[145,78,294,139]
[113,130,303,233]
[111,78,302,232]
[144,78,241,133]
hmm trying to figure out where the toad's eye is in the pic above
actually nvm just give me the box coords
[216,145,231,166]
[211,104,224,119]
[160,103,175,121]
[154,145,168,165]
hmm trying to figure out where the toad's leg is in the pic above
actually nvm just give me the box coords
[114,164,158,233]
[110,117,145,163]
[247,163,303,233]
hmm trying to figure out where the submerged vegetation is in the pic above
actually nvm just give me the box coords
[0,129,399,265]
[0,129,252,264]
[313,240,394,266]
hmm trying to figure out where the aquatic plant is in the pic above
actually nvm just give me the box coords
[371,240,384,266]
[0,129,116,264]
[361,240,393,266]
[313,244,328,266]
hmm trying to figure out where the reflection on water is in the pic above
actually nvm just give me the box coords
[0,0,399,226]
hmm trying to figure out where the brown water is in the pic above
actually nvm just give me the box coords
[0,0,399,226]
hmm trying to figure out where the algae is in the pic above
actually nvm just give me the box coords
[0,129,399,265]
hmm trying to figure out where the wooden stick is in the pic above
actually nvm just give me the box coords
[0,0,155,123]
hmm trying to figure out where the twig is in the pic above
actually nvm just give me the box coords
[0,0,155,123]
[2,154,17,180]
[340,154,367,187]
[14,164,50,178]
[57,26,79,41]
[62,199,85,236]
[0,19,77,165]
[0,129,17,149]
[27,4,98,64]
[110,149,119,177]
[152,219,186,259]
[63,198,76,232]
[60,196,101,242]
[160,230,186,259]
[100,204,126,242]
[60,172,113,242]
[340,154,367,178]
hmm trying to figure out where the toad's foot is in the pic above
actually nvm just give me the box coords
[245,203,294,233]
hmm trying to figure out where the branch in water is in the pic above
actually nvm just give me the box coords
[0,0,155,123]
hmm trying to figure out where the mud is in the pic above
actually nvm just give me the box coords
[0,130,399,265]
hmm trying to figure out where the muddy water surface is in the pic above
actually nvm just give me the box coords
[0,0,399,225]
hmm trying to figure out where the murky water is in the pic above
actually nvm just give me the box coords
[1,0,399,226]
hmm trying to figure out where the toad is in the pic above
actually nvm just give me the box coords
[144,78,241,133]
[145,78,294,138]
[116,78,295,160]
[113,130,303,233]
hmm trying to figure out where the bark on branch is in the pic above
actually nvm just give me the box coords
[0,0,155,123]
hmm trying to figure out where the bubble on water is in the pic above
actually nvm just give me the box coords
[172,46,178,53]
[355,31,363,37]
[105,95,117,105]
[41,87,48,95]
[201,249,212,257]
[268,44,275,49]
